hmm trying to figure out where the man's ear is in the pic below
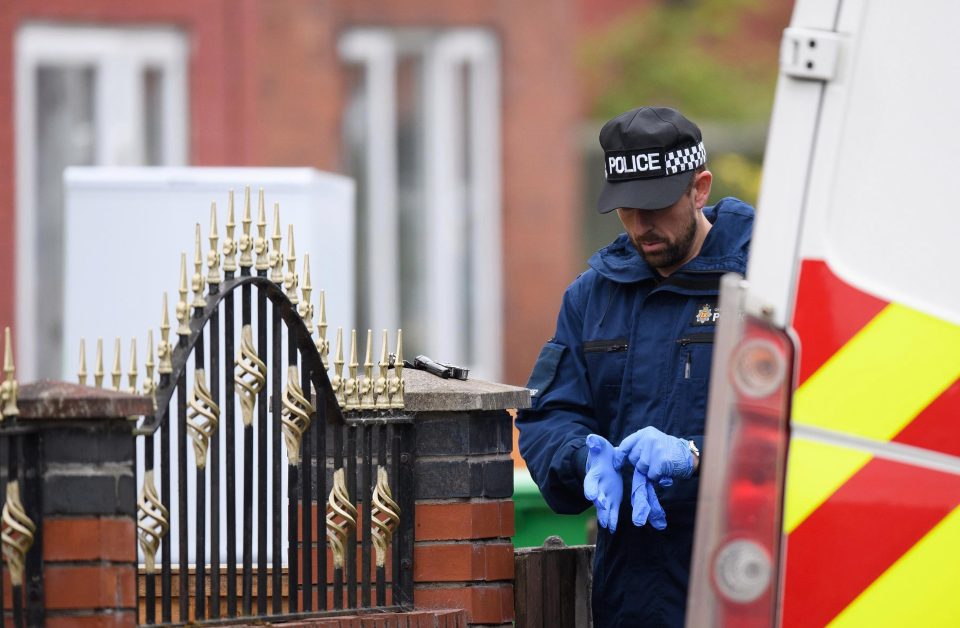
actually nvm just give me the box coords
[693,170,712,208]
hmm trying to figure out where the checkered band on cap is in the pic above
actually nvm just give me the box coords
[665,142,706,175]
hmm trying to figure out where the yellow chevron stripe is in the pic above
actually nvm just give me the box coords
[785,304,960,532]
[828,504,960,627]
[794,303,960,440]
[783,437,871,534]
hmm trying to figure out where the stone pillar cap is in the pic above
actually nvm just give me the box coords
[15,381,153,420]
[403,369,531,412]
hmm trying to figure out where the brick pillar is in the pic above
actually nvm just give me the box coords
[404,370,530,627]
[17,381,151,628]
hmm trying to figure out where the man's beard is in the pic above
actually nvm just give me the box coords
[635,207,699,270]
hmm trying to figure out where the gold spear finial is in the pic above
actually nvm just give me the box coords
[1,327,19,418]
[388,329,404,409]
[78,339,88,385]
[360,329,375,410]
[143,330,156,400]
[298,254,314,335]
[128,338,138,394]
[269,203,284,283]
[111,338,122,391]
[158,293,173,375]
[317,290,329,369]
[345,329,359,411]
[177,253,191,337]
[94,338,105,388]
[332,327,345,408]
[192,224,207,313]
[208,202,222,287]
[375,330,389,409]
[255,189,270,272]
[239,186,253,270]
[223,191,238,274]
[284,224,299,304]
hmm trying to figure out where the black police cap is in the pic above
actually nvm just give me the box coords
[597,106,706,213]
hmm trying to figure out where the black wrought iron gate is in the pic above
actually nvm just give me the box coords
[132,190,414,624]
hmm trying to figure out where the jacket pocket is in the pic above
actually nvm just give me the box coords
[526,341,566,400]
[583,338,629,353]
[677,333,714,380]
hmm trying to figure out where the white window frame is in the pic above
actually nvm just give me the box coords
[339,28,503,381]
[15,23,188,380]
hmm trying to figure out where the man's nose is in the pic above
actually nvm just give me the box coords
[628,210,653,232]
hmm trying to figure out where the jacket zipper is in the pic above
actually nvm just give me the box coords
[583,339,629,353]
[677,333,715,346]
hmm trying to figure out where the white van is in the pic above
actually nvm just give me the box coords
[687,0,960,625]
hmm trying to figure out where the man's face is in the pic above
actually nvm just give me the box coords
[616,188,700,272]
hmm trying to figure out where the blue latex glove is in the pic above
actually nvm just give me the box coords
[617,426,695,487]
[629,466,668,530]
[617,427,694,530]
[583,434,625,533]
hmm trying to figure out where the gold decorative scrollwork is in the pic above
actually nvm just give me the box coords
[281,365,315,464]
[371,466,400,568]
[137,470,169,574]
[235,325,266,427]
[326,468,358,570]
[1,481,35,587]
[188,368,220,469]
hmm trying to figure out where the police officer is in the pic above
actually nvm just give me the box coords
[516,106,754,627]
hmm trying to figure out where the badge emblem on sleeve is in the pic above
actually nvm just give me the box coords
[693,303,721,326]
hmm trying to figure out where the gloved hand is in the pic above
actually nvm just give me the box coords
[629,466,668,530]
[617,426,695,487]
[583,434,625,533]
[616,426,694,530]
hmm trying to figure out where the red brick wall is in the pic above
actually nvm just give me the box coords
[42,517,138,627]
[414,501,516,625]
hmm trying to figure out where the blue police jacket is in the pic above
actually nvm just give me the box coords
[517,197,754,627]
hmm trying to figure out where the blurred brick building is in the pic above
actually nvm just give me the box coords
[0,0,581,386]
[0,0,793,387]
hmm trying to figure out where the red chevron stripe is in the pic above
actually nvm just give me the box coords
[792,260,889,386]
[892,377,960,458]
[782,458,960,628]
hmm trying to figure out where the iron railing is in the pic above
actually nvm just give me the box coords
[121,190,414,624]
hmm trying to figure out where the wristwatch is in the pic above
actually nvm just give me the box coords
[688,440,700,473]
